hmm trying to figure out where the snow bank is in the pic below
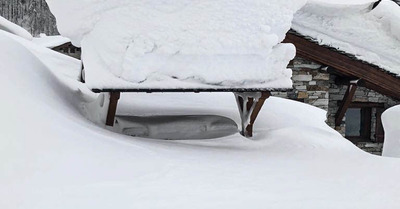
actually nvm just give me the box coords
[3,23,400,209]
[382,105,400,157]
[0,15,33,40]
[0,31,81,80]
[292,0,400,76]
[32,34,71,48]
[46,0,306,90]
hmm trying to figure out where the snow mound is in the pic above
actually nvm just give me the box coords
[292,0,400,76]
[46,0,306,90]
[382,105,400,157]
[0,15,33,40]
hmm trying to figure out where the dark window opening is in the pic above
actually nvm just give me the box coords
[345,108,361,137]
[345,103,385,143]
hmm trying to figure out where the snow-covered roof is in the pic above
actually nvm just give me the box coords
[292,0,400,76]
[0,16,33,41]
[32,34,71,49]
[46,0,306,90]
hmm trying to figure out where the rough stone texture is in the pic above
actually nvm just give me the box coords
[356,143,383,156]
[273,57,400,156]
[272,57,330,111]
[327,74,399,143]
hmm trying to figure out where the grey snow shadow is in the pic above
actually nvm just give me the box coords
[116,115,238,140]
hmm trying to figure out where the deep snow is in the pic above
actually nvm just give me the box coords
[2,30,400,208]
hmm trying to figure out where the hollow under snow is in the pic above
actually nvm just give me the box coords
[45,0,306,90]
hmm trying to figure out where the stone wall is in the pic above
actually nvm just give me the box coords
[272,57,330,111]
[327,74,399,139]
[273,56,400,156]
[356,143,384,156]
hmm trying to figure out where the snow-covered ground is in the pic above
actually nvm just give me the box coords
[2,29,400,208]
[46,0,306,90]
[293,0,400,76]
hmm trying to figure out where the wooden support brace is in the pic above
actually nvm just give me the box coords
[235,91,270,137]
[246,92,271,137]
[106,92,121,126]
[335,82,358,127]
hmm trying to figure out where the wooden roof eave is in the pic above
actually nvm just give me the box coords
[283,32,400,100]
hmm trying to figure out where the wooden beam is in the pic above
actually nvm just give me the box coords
[335,83,358,126]
[92,88,286,93]
[361,107,372,140]
[375,107,385,143]
[283,33,400,100]
[106,92,121,126]
[349,102,384,108]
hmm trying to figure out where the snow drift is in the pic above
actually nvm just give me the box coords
[382,105,400,157]
[46,0,306,90]
[3,29,400,208]
[292,0,400,76]
[0,15,33,40]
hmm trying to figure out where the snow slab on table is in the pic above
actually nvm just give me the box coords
[46,0,306,90]
[0,15,33,41]
[2,29,400,209]
[292,0,400,76]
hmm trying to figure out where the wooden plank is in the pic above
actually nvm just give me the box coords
[349,102,384,108]
[92,88,287,93]
[106,92,121,126]
[361,107,372,140]
[375,107,385,143]
[283,33,400,100]
[335,83,357,126]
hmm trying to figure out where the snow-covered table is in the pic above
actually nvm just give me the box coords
[46,0,306,136]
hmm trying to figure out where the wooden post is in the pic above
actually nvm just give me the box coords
[375,107,385,143]
[246,92,271,137]
[335,82,358,127]
[235,91,270,137]
[106,92,121,126]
